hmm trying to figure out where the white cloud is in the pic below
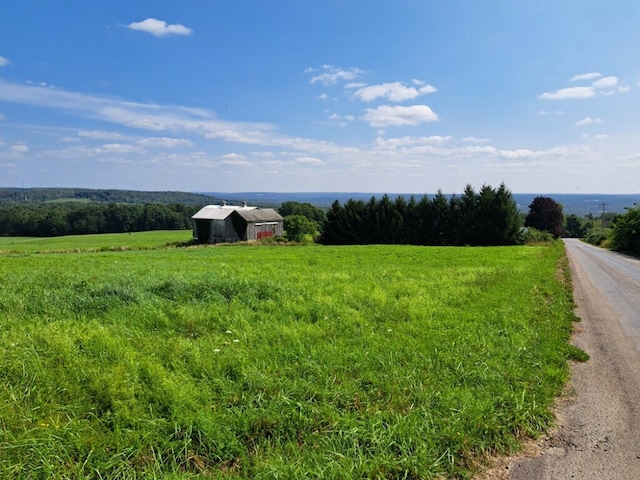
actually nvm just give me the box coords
[127,18,193,37]
[0,56,9,67]
[352,81,437,102]
[308,65,364,85]
[251,151,275,158]
[592,76,618,89]
[537,110,565,116]
[375,135,452,148]
[539,86,595,100]
[138,137,193,148]
[570,72,601,82]
[540,75,623,100]
[575,116,602,126]
[462,136,490,143]
[294,156,325,165]
[221,153,252,166]
[363,105,439,127]
[345,82,367,89]
[79,130,124,140]
[100,143,143,154]
[10,144,29,154]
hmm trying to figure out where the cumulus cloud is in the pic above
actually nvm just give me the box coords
[308,65,364,85]
[352,81,437,102]
[375,135,452,148]
[570,72,601,82]
[294,156,325,165]
[221,153,252,166]
[0,56,9,67]
[540,75,624,100]
[461,136,490,143]
[592,76,618,89]
[539,86,595,100]
[127,18,193,37]
[363,105,439,127]
[100,143,143,154]
[79,130,124,140]
[10,144,29,154]
[575,116,602,126]
[537,110,565,116]
[138,137,193,148]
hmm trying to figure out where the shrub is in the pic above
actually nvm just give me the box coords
[522,227,554,244]
[584,228,610,246]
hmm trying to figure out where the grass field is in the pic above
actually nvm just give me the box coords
[0,235,582,479]
[0,230,192,253]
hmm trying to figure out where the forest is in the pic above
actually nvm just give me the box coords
[0,202,196,237]
[320,184,522,246]
[0,187,220,205]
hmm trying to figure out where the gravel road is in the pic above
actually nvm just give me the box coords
[482,239,640,479]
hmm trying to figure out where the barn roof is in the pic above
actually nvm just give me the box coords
[233,208,283,222]
[191,204,257,220]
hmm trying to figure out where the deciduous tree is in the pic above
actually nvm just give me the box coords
[524,196,564,238]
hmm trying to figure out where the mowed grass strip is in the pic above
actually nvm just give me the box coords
[0,242,579,479]
[0,230,191,254]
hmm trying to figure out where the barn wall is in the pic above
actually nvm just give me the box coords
[224,218,242,243]
[193,219,211,243]
[247,222,282,240]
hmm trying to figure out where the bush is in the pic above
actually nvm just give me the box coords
[584,229,610,246]
[522,227,554,244]
[284,215,317,243]
[610,206,640,254]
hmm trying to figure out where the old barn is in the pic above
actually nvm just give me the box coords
[191,203,283,244]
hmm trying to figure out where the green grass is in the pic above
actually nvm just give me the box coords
[0,230,192,253]
[0,237,581,479]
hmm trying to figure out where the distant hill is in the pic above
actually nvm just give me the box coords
[204,192,640,216]
[0,188,223,205]
[2,188,638,216]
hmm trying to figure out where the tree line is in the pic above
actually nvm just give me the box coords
[0,188,220,205]
[0,203,196,237]
[319,184,522,246]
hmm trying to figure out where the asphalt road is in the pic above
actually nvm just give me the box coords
[497,239,640,479]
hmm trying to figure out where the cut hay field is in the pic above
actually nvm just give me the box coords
[0,230,191,254]
[0,237,582,479]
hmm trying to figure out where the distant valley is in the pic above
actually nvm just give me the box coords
[1,187,638,216]
[204,192,640,216]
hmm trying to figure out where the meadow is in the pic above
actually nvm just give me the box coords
[0,234,583,479]
[0,230,190,254]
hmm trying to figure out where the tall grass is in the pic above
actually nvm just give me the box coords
[0,241,580,479]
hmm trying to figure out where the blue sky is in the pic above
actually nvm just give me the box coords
[1,1,639,194]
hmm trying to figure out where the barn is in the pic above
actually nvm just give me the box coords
[191,203,283,244]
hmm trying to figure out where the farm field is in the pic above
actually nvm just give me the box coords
[0,230,192,253]
[0,237,582,479]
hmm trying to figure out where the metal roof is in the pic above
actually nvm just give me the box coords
[191,204,257,220]
[233,208,283,222]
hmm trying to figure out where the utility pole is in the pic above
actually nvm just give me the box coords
[601,202,607,230]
